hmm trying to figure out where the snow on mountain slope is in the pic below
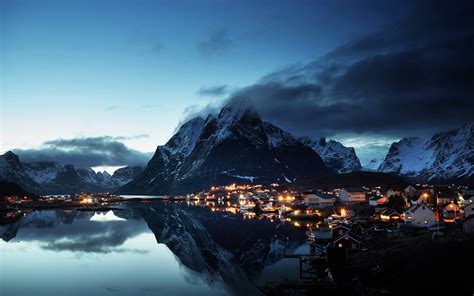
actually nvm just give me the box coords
[0,151,42,193]
[110,166,143,187]
[378,124,474,181]
[300,137,362,173]
[25,162,60,184]
[363,158,385,171]
[0,151,144,194]
[121,100,329,195]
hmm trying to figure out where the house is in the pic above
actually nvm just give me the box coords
[442,203,461,221]
[403,204,436,227]
[339,187,366,203]
[464,204,474,218]
[385,189,400,197]
[333,232,361,250]
[369,196,388,206]
[437,196,453,205]
[436,186,457,205]
[331,224,351,239]
[463,216,474,234]
[303,192,335,207]
[404,185,418,198]
[380,209,401,222]
[418,191,433,204]
[460,190,474,207]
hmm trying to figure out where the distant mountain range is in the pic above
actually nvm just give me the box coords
[300,137,362,173]
[378,124,473,183]
[0,151,142,194]
[2,102,472,195]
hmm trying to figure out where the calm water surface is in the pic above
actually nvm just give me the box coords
[0,201,307,296]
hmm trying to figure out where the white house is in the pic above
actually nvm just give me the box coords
[464,204,474,218]
[403,204,436,227]
[339,187,366,203]
[303,192,335,207]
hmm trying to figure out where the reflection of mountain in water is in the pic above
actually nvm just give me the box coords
[0,203,306,293]
[136,203,306,287]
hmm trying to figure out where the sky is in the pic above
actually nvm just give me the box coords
[2,0,473,171]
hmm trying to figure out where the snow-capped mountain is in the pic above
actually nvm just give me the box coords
[0,151,143,194]
[363,158,384,171]
[121,99,330,194]
[378,124,474,182]
[0,151,42,193]
[300,137,362,173]
[109,166,144,187]
[137,203,306,291]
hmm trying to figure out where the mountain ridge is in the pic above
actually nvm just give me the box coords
[378,124,474,182]
[121,101,331,194]
[0,151,143,194]
[300,137,362,173]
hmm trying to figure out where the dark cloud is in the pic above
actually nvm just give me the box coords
[13,136,153,168]
[216,0,474,140]
[197,85,229,97]
[197,29,233,56]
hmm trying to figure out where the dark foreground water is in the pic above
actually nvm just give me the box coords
[0,201,308,296]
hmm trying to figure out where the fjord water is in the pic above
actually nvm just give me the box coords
[0,202,305,296]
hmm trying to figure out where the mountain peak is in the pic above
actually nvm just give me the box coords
[166,116,205,157]
[378,124,473,181]
[218,98,259,123]
[300,137,362,173]
[121,101,329,195]
[2,151,20,164]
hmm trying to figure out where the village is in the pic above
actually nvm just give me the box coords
[184,182,474,234]
[183,182,474,294]
[2,182,474,234]
[1,181,473,294]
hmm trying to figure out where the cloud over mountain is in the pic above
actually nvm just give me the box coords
[184,0,473,164]
[13,136,152,168]
[232,1,474,140]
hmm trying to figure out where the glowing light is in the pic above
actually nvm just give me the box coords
[340,208,347,217]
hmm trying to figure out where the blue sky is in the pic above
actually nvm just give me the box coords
[3,0,471,169]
